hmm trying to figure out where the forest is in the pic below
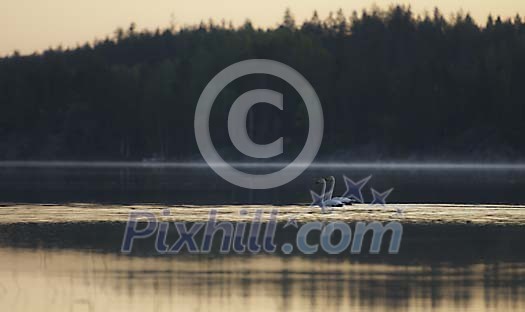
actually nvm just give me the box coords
[1,6,524,161]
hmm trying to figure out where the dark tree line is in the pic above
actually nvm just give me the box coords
[1,6,525,161]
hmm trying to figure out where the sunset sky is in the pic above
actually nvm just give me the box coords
[1,0,524,56]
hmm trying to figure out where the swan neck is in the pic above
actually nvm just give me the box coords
[326,178,335,200]
[320,180,326,199]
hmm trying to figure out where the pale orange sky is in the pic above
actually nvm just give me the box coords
[1,0,524,56]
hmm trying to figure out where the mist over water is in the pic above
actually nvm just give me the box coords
[3,160,525,169]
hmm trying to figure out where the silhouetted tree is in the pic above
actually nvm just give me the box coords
[1,7,524,161]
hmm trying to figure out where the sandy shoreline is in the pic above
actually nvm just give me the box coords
[1,203,525,225]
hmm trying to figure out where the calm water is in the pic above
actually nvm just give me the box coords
[0,211,524,311]
[1,248,524,312]
[1,162,525,204]
[1,163,525,311]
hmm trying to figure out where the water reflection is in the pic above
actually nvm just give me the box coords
[1,247,524,311]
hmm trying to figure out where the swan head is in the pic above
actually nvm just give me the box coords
[315,177,326,184]
[325,176,336,182]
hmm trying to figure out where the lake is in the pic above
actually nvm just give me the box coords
[1,161,525,204]
[0,162,525,311]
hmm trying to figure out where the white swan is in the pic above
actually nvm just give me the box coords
[314,178,344,209]
[325,176,356,205]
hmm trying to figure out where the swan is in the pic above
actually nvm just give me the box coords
[313,178,344,209]
[324,176,356,205]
